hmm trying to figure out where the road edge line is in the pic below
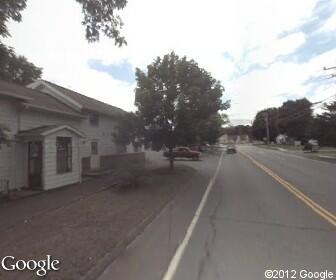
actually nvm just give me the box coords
[240,151,336,227]
[162,151,224,280]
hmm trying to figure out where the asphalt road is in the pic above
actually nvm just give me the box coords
[98,146,336,280]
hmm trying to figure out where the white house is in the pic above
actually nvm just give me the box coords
[0,79,137,192]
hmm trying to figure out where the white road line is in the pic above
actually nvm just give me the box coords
[162,152,224,280]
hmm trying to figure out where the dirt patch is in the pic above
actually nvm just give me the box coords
[0,165,197,280]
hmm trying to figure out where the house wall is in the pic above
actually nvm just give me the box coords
[0,97,19,137]
[0,98,25,191]
[43,130,81,190]
[79,115,118,157]
[20,110,79,131]
[1,84,135,192]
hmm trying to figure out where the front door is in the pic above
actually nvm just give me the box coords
[28,141,43,188]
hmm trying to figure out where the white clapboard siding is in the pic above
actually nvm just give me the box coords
[43,130,80,190]
[0,98,20,190]
[79,115,118,157]
[20,110,79,131]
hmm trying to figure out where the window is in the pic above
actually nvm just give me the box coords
[57,137,72,174]
[91,141,98,155]
[89,113,99,126]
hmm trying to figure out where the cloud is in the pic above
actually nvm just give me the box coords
[88,59,135,84]
[3,0,336,124]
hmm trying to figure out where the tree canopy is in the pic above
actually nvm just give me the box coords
[135,52,229,168]
[0,43,42,85]
[277,98,313,141]
[252,107,279,142]
[252,98,314,142]
[75,0,127,45]
[0,0,127,84]
[312,99,336,146]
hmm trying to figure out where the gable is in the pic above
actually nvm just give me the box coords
[28,81,83,112]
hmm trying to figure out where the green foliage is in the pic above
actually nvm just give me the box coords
[198,113,229,144]
[113,112,144,147]
[277,98,313,141]
[312,99,336,146]
[0,0,128,85]
[0,0,27,38]
[252,98,313,142]
[135,52,229,152]
[223,125,251,137]
[75,0,127,45]
[0,1,41,84]
[0,43,42,85]
[252,107,279,142]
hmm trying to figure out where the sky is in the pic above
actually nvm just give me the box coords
[4,0,336,125]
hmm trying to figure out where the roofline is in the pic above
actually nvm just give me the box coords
[0,90,33,101]
[42,125,85,137]
[41,80,127,117]
[28,80,128,118]
[27,80,83,111]
[22,103,85,119]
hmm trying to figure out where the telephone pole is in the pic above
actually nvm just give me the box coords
[264,112,270,144]
[323,66,336,79]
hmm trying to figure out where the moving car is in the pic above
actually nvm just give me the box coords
[163,146,201,160]
[226,145,237,154]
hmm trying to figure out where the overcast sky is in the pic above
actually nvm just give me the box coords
[5,0,336,125]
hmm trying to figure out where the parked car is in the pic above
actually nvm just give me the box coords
[302,141,319,152]
[226,145,237,154]
[163,146,201,160]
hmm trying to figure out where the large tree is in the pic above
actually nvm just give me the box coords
[277,98,313,141]
[135,52,229,169]
[0,43,42,85]
[312,99,336,146]
[252,107,279,142]
[0,0,127,85]
[113,112,144,151]
[0,0,42,85]
[0,0,127,44]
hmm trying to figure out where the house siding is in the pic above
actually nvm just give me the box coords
[0,97,19,138]
[0,98,23,191]
[43,130,80,190]
[20,110,79,131]
[0,82,136,192]
[79,115,118,157]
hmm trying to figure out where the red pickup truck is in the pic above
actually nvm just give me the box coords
[163,146,201,161]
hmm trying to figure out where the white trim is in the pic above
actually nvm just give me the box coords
[162,151,224,280]
[41,125,85,138]
[27,80,83,111]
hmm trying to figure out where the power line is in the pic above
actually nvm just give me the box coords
[265,93,336,124]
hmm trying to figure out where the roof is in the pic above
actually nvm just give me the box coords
[0,80,83,117]
[18,125,85,138]
[43,80,126,118]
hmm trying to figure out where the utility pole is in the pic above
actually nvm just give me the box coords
[323,66,336,79]
[264,112,270,145]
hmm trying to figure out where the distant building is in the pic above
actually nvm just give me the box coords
[275,134,295,145]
